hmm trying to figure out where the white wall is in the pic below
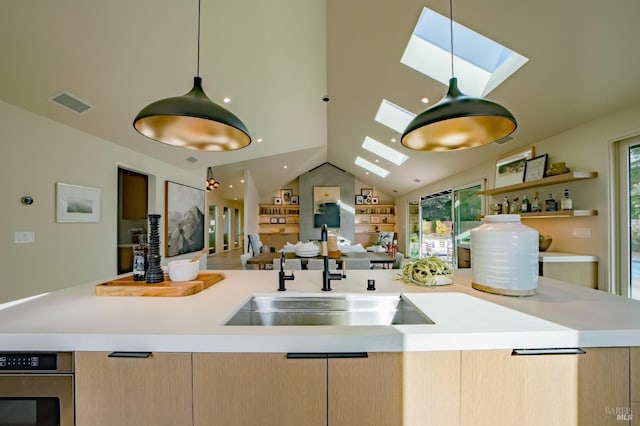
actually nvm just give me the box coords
[395,102,640,291]
[0,101,204,302]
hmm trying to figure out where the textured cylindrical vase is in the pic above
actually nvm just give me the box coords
[145,214,164,284]
[470,214,538,296]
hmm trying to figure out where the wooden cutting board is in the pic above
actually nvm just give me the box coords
[95,272,225,297]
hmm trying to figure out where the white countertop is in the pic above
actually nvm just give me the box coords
[0,269,637,353]
[538,251,599,262]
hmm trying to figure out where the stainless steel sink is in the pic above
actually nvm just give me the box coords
[225,294,434,326]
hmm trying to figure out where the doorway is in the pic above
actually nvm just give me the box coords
[117,168,149,274]
[615,134,640,299]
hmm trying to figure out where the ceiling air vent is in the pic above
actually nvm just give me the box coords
[185,156,198,163]
[49,92,92,114]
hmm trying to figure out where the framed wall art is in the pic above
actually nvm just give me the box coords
[56,182,101,223]
[270,217,278,224]
[274,197,282,205]
[164,181,205,257]
[290,195,299,205]
[278,217,286,224]
[361,188,373,202]
[355,195,364,205]
[313,186,341,228]
[280,189,293,205]
[371,197,379,205]
[524,154,548,182]
[494,146,535,188]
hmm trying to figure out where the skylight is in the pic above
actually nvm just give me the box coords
[362,137,408,166]
[374,99,416,133]
[354,156,390,178]
[401,7,528,97]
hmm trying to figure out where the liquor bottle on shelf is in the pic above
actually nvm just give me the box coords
[510,197,520,214]
[521,195,531,213]
[132,233,148,281]
[501,196,510,215]
[560,189,573,211]
[545,193,558,212]
[531,192,541,212]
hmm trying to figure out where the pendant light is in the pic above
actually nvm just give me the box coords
[401,0,516,151]
[133,0,251,151]
[206,166,221,191]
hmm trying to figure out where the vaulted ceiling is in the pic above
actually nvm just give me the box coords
[1,0,639,200]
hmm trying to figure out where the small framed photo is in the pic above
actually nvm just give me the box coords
[524,154,548,182]
[370,216,381,224]
[364,197,372,204]
[278,217,286,224]
[290,195,299,205]
[270,217,278,224]
[280,189,293,205]
[56,183,101,223]
[355,195,364,205]
[371,197,379,205]
[274,197,282,205]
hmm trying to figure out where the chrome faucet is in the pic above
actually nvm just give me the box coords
[278,252,294,291]
[320,224,345,291]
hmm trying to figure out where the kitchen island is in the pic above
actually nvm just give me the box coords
[0,270,638,425]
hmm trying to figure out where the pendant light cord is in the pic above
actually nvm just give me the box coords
[449,0,454,78]
[196,0,201,77]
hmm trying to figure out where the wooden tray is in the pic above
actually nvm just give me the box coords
[95,272,225,297]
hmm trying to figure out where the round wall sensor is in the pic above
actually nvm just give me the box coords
[21,196,34,205]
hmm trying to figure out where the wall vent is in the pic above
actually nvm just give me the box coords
[495,136,514,145]
[49,92,92,114]
[185,156,198,163]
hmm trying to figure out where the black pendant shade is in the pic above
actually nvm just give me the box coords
[133,76,251,151]
[401,77,517,151]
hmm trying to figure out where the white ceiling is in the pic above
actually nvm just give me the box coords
[1,0,639,201]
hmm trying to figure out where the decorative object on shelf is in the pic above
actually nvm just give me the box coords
[280,189,293,205]
[471,214,538,296]
[278,217,286,224]
[290,195,299,205]
[165,181,205,257]
[371,197,379,204]
[539,234,552,252]
[400,0,516,152]
[55,182,101,223]
[132,0,250,151]
[489,203,502,215]
[494,146,535,188]
[524,154,548,182]
[274,197,282,205]
[146,214,164,283]
[205,167,221,191]
[355,195,364,205]
[370,216,381,224]
[546,162,571,176]
[269,217,278,224]
[361,188,373,200]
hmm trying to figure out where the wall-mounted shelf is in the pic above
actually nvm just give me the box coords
[520,210,598,218]
[478,171,598,196]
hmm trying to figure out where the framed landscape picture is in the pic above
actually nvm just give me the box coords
[524,154,548,182]
[164,181,205,257]
[56,182,101,223]
[494,146,535,188]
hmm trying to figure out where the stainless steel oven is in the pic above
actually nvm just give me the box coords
[0,352,74,426]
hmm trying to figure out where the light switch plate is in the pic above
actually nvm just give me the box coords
[571,228,592,238]
[15,231,35,243]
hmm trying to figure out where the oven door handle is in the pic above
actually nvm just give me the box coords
[108,351,152,358]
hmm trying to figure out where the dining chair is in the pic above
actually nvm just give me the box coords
[272,258,303,270]
[240,253,253,270]
[343,258,371,270]
[306,258,337,270]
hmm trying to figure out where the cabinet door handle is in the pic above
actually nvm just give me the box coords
[108,351,152,358]
[511,348,585,356]
[286,352,368,359]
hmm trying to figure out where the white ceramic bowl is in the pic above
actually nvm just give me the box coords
[167,260,199,282]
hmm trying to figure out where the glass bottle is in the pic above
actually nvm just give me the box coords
[510,197,520,214]
[501,196,510,215]
[545,193,558,212]
[132,234,148,281]
[560,189,573,211]
[531,192,540,212]
[521,195,531,213]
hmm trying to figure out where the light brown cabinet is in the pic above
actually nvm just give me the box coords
[75,352,193,426]
[258,205,300,246]
[632,347,640,425]
[193,352,401,426]
[461,347,630,426]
